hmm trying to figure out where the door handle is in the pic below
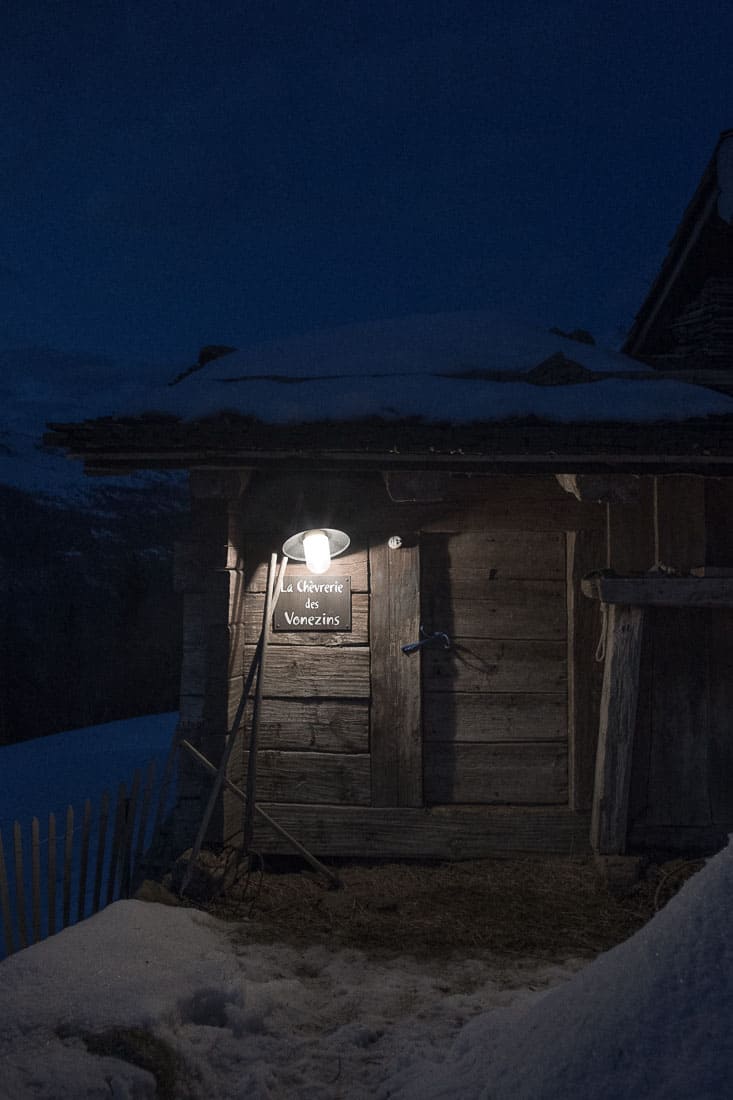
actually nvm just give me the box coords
[401,628,451,655]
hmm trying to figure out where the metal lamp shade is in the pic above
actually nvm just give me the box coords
[282,527,350,566]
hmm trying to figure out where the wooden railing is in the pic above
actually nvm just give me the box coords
[0,759,172,958]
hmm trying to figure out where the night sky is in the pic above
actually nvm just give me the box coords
[2,1,732,373]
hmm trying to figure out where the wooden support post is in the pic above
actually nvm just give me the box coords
[369,536,422,807]
[591,604,645,855]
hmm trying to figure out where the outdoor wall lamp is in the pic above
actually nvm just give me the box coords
[281,528,350,574]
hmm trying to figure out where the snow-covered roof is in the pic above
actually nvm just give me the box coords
[45,308,733,474]
[108,309,733,425]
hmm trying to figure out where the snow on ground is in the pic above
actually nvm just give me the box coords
[0,714,179,959]
[1,714,730,1097]
[0,896,579,1099]
[385,840,733,1100]
[0,713,177,828]
[0,841,730,1099]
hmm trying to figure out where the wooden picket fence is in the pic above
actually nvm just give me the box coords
[0,758,172,958]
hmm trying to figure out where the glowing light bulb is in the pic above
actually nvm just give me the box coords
[303,530,331,574]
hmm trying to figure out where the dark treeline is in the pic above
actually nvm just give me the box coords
[0,480,187,745]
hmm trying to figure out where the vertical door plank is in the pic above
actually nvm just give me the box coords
[370,537,422,806]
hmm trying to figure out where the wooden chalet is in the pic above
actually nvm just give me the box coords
[47,132,733,863]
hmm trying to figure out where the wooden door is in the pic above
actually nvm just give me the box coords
[421,531,568,804]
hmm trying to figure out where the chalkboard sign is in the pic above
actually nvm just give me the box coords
[273,575,352,632]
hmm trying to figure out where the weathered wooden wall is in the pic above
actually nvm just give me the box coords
[174,469,614,856]
[421,531,568,805]
[602,475,733,853]
[231,541,372,838]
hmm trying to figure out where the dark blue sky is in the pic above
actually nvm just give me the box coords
[2,1,731,369]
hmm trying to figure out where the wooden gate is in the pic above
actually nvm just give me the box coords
[420,531,569,805]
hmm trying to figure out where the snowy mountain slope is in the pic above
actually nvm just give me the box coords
[0,345,181,499]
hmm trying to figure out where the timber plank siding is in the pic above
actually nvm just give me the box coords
[172,468,677,853]
[423,640,567,694]
[421,529,569,808]
[427,582,566,639]
[424,742,568,804]
[422,530,566,587]
[251,805,591,858]
[243,646,371,698]
[423,693,566,742]
[204,526,376,842]
[250,700,370,754]
[237,751,371,805]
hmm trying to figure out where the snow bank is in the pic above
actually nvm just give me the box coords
[0,712,178,827]
[0,842,730,1097]
[0,899,575,1099]
[386,840,733,1100]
